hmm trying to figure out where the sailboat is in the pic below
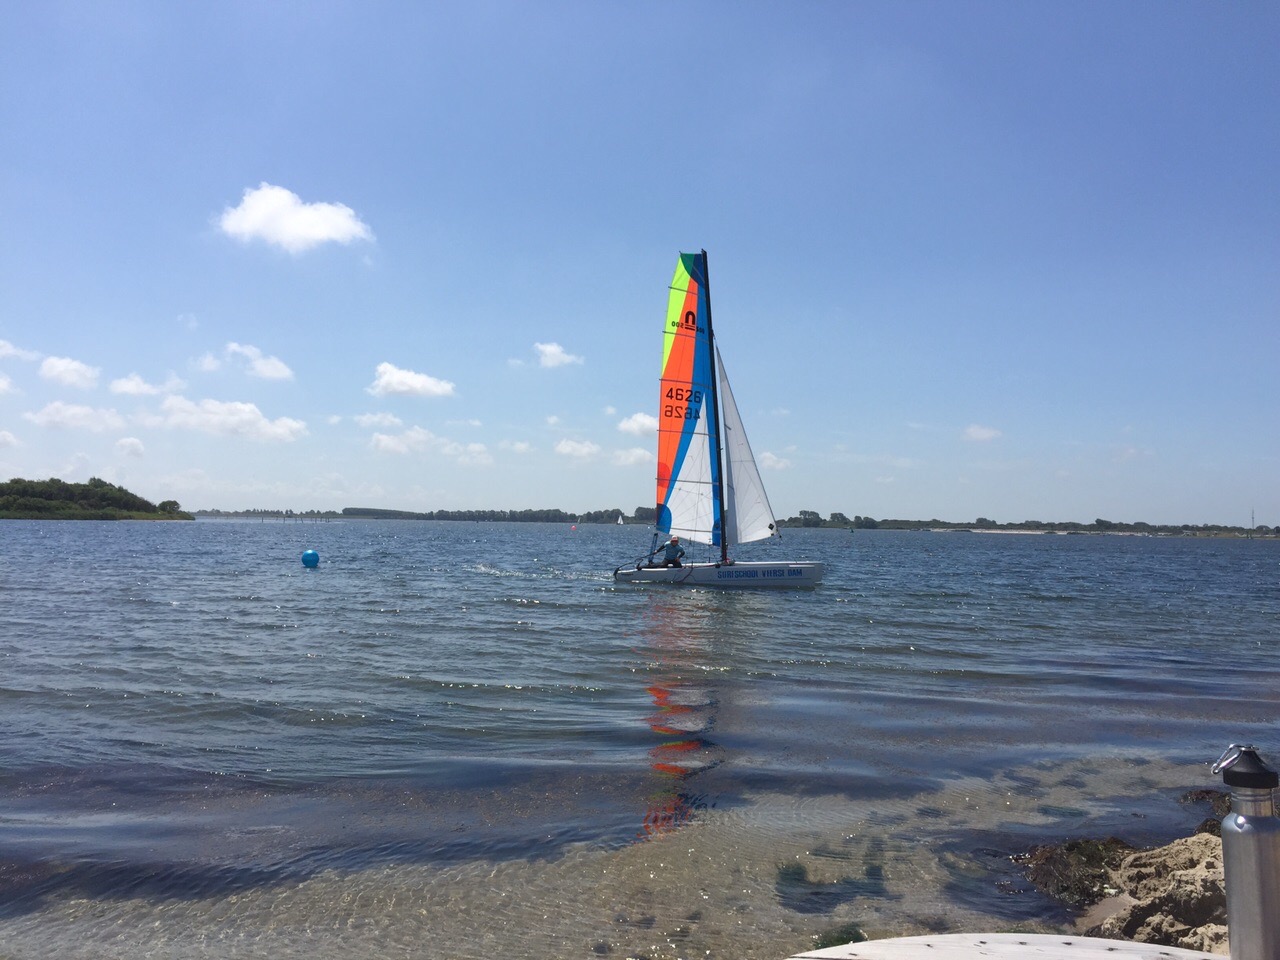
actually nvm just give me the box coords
[613,251,824,588]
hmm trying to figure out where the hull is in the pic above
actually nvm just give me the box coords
[614,560,823,589]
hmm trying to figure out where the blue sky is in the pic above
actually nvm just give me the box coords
[1,1,1275,525]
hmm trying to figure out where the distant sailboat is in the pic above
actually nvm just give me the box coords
[613,251,823,588]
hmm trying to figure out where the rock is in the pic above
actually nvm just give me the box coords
[1019,837,1136,907]
[1084,833,1228,955]
[1017,790,1234,954]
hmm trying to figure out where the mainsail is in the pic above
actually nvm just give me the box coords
[656,253,721,546]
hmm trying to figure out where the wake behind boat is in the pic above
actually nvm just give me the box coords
[613,251,823,589]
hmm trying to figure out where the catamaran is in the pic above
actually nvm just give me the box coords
[613,251,823,589]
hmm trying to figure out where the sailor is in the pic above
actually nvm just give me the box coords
[660,536,685,568]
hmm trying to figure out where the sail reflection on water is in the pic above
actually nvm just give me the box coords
[635,596,726,838]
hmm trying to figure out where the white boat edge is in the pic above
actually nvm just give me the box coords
[787,932,1219,960]
[613,560,823,589]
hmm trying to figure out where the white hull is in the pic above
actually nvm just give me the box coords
[614,560,823,589]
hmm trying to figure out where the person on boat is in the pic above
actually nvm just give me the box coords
[658,536,685,568]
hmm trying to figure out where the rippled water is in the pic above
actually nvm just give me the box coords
[1,520,1278,958]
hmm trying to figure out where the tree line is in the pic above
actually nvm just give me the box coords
[0,477,191,520]
[340,506,646,524]
[168,496,1280,536]
[779,510,1277,537]
[196,508,342,518]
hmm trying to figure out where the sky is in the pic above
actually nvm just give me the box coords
[1,1,1276,525]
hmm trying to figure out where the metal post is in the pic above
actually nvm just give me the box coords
[1214,744,1280,960]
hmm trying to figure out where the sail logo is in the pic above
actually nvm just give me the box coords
[669,311,703,334]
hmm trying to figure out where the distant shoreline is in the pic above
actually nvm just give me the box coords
[5,477,1267,537]
[924,527,1272,538]
[183,509,1277,539]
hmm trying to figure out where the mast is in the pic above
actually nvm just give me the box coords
[700,249,730,564]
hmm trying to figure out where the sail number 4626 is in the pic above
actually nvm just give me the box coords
[663,387,702,421]
[665,388,702,403]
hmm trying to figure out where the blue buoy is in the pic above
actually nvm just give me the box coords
[301,549,320,569]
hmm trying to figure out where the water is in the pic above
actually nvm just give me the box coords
[1,520,1277,958]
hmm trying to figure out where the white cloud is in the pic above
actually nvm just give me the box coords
[443,441,493,466]
[500,440,532,454]
[603,406,616,416]
[116,437,145,457]
[534,342,584,368]
[554,439,601,459]
[0,430,17,447]
[612,447,653,466]
[0,373,14,395]
[545,415,560,426]
[354,412,403,428]
[110,372,186,395]
[0,340,40,361]
[617,412,658,435]
[196,352,222,373]
[40,356,99,389]
[157,396,308,442]
[371,426,491,464]
[367,361,456,398]
[218,182,373,254]
[371,427,429,455]
[110,373,160,395]
[24,401,125,431]
[759,451,791,470]
[226,342,294,380]
[964,424,1003,442]
[178,313,199,331]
